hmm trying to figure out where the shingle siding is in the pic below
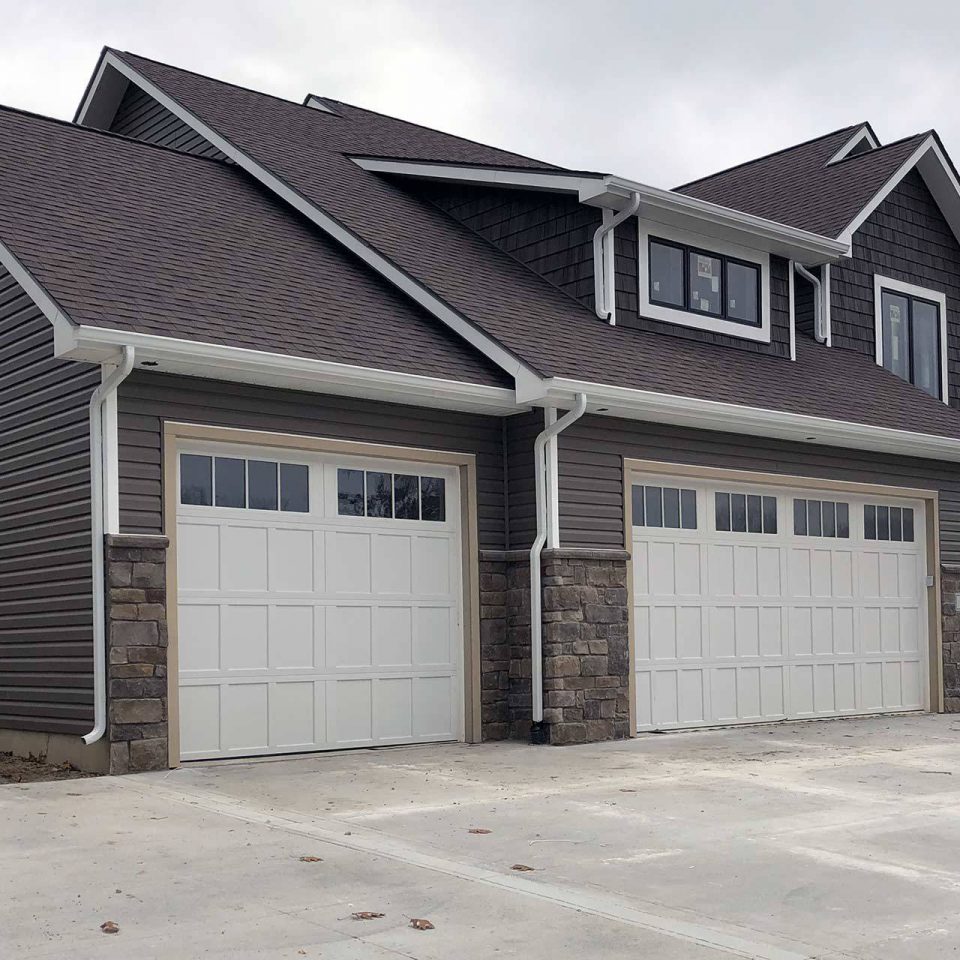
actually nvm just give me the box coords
[0,267,100,736]
[109,81,228,160]
[117,372,508,549]
[831,169,960,406]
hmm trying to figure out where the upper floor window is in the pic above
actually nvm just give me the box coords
[649,238,760,327]
[874,276,946,402]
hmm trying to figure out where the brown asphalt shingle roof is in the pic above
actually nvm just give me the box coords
[675,125,930,238]
[0,105,509,388]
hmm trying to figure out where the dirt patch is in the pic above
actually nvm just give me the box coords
[0,751,96,785]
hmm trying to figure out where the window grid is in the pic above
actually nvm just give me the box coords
[179,454,309,512]
[337,469,446,522]
[715,491,777,534]
[793,499,850,538]
[864,504,914,543]
[632,485,698,530]
[879,286,942,400]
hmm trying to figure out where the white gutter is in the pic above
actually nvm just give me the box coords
[83,346,135,746]
[794,263,826,343]
[529,393,587,740]
[593,192,641,323]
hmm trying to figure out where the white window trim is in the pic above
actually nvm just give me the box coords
[637,221,771,344]
[873,274,949,405]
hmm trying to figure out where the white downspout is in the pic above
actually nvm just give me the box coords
[83,346,135,746]
[529,393,588,739]
[794,262,828,344]
[592,192,641,323]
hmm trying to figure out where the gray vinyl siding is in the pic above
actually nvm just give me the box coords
[504,410,541,550]
[117,372,508,549]
[795,270,815,339]
[0,267,99,735]
[109,82,228,160]
[557,414,960,564]
[831,170,960,407]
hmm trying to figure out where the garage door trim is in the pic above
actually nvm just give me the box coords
[162,421,483,767]
[623,457,943,733]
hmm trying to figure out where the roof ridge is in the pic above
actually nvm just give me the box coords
[0,97,232,166]
[828,128,932,167]
[674,122,866,191]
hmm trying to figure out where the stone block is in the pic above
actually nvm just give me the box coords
[544,655,581,678]
[110,698,163,724]
[581,656,609,677]
[132,562,165,588]
[108,563,133,587]
[109,741,130,775]
[110,663,156,679]
[550,722,586,745]
[128,738,169,772]
[584,719,615,741]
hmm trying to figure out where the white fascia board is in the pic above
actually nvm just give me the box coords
[62,325,525,416]
[826,124,880,165]
[94,52,535,387]
[532,376,960,464]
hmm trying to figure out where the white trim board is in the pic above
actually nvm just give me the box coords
[873,274,949,405]
[78,51,537,389]
[826,124,880,165]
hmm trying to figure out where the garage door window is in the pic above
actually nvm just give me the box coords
[632,485,697,529]
[715,491,777,534]
[793,499,849,538]
[865,503,914,542]
[179,454,309,513]
[338,468,446,522]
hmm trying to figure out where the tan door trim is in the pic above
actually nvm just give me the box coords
[162,421,482,768]
[622,457,944,726]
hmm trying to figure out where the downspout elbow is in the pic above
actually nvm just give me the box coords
[82,346,136,747]
[794,262,827,344]
[592,192,641,323]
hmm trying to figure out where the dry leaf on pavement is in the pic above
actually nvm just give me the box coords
[351,911,385,920]
[510,864,535,871]
[410,918,435,930]
[468,828,492,834]
[100,921,120,934]
[299,856,323,862]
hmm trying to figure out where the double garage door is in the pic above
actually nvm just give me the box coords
[633,473,930,731]
[175,442,463,760]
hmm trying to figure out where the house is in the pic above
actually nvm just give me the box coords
[2,49,959,774]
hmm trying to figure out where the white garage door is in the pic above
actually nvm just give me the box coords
[632,474,929,731]
[175,442,463,760]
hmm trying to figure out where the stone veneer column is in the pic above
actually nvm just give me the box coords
[942,564,960,712]
[105,534,170,774]
[478,553,510,740]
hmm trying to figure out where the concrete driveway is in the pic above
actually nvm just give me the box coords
[4,714,960,959]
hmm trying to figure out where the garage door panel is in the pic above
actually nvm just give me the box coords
[414,606,455,667]
[268,527,315,593]
[374,606,413,666]
[327,532,371,594]
[269,680,315,750]
[328,606,373,668]
[179,684,220,758]
[179,604,220,673]
[413,676,455,738]
[178,522,220,592]
[635,478,928,731]
[373,534,413,594]
[374,677,413,740]
[413,536,452,596]
[222,682,269,752]
[268,606,314,669]
[221,527,268,592]
[221,604,268,671]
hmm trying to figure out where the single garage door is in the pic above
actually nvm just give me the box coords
[175,442,463,760]
[632,474,929,731]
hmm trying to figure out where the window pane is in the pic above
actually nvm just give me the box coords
[747,495,762,533]
[394,474,419,520]
[180,454,212,506]
[280,463,309,512]
[877,505,890,540]
[903,507,915,542]
[715,492,731,531]
[807,499,822,537]
[881,291,911,383]
[649,241,684,307]
[890,506,902,541]
[421,476,446,522]
[689,251,722,316]
[822,500,836,538]
[912,300,941,399]
[794,499,807,535]
[731,493,747,532]
[644,486,663,527]
[837,502,849,538]
[337,468,365,516]
[247,460,278,510]
[663,487,681,528]
[366,471,392,518]
[726,261,759,325]
[632,486,645,526]
[215,457,245,508]
[762,496,777,534]
[865,504,877,539]
[680,489,697,529]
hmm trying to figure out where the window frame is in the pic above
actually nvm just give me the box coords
[873,274,948,404]
[640,222,770,343]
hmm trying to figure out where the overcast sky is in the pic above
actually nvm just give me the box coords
[4,0,960,185]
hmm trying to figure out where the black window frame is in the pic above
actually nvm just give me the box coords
[648,237,762,328]
[878,286,943,400]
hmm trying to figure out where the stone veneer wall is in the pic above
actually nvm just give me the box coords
[942,564,960,712]
[105,534,170,773]
[478,548,630,744]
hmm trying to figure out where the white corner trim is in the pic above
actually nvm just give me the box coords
[823,262,832,347]
[836,135,938,245]
[62,325,526,415]
[91,51,535,386]
[100,370,121,534]
[538,376,960,464]
[873,274,949,405]
[637,220,772,344]
[826,124,880,165]
[788,260,796,362]
[0,236,76,347]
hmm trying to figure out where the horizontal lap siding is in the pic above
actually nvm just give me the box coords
[117,372,507,549]
[0,267,99,735]
[109,82,228,160]
[832,170,960,406]
[558,414,960,563]
[505,410,541,550]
